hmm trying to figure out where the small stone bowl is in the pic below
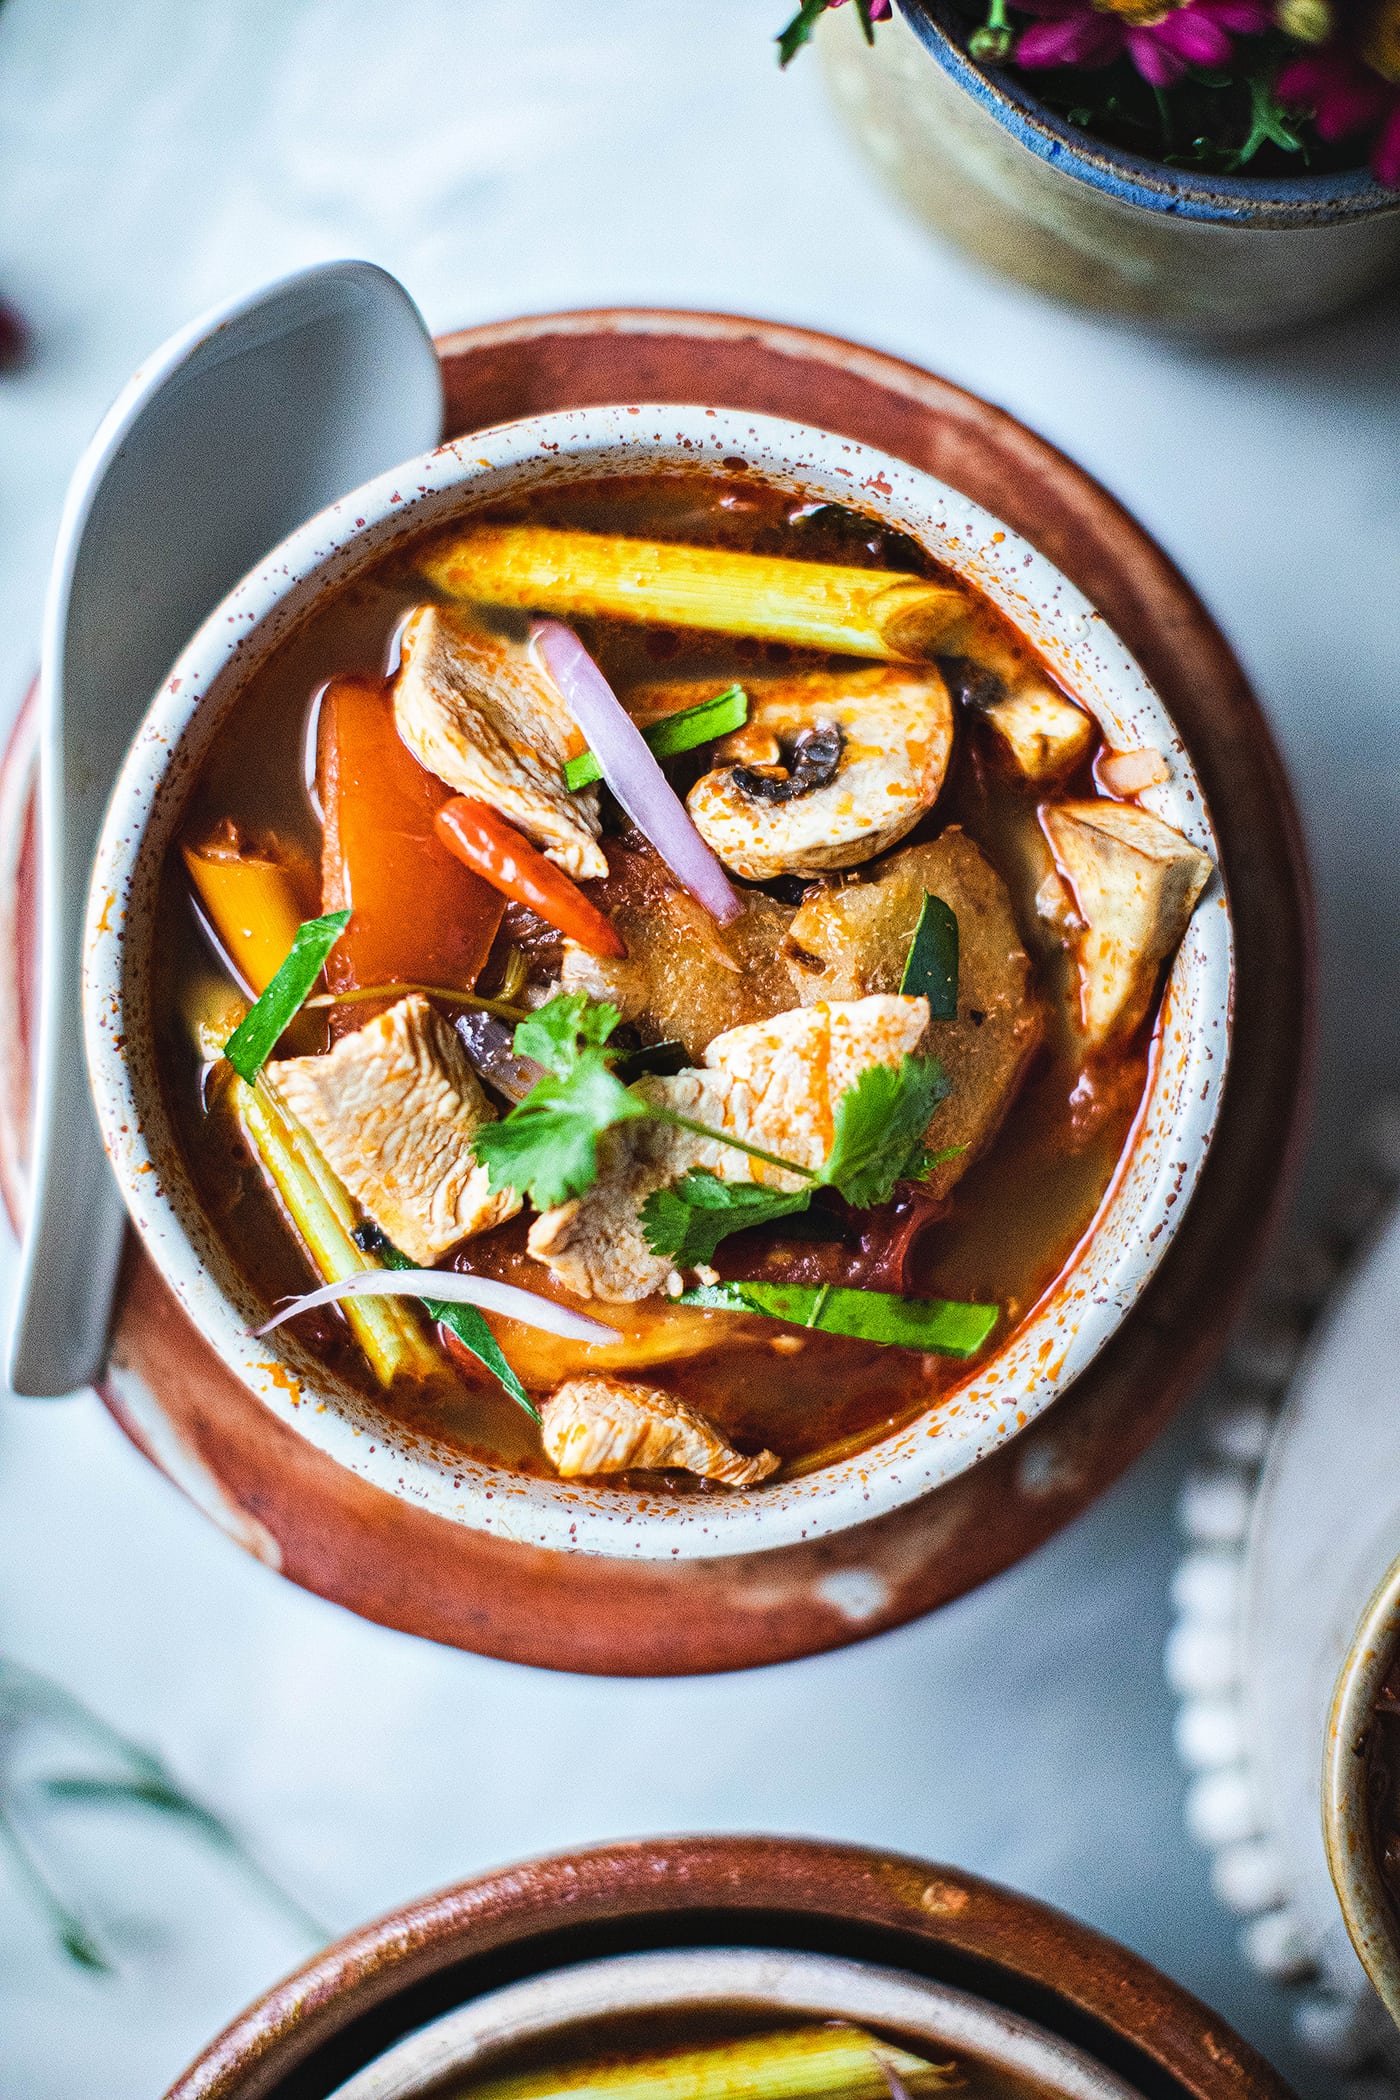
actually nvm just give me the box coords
[820,0,1400,337]
[82,401,1231,1571]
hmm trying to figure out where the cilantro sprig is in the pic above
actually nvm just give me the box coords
[473,994,647,1211]
[474,990,953,1268]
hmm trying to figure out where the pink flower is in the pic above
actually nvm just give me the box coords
[1014,0,1271,88]
[827,0,894,15]
[1277,44,1400,184]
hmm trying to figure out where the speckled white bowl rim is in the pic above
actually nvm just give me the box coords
[83,404,1233,1562]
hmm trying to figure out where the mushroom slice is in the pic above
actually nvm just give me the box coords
[393,605,605,880]
[1041,800,1213,1048]
[678,665,954,880]
[541,1375,779,1486]
[270,994,520,1265]
[783,832,1044,1200]
[982,681,1095,783]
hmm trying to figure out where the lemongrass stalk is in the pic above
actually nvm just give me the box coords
[422,526,965,662]
[456,2025,953,2100]
[235,1071,439,1386]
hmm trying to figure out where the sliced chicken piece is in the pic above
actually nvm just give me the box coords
[393,605,605,880]
[527,996,930,1302]
[541,1375,779,1485]
[1041,800,1213,1048]
[527,1068,742,1303]
[705,994,931,1176]
[982,681,1095,782]
[782,833,1044,1200]
[556,841,797,1060]
[270,993,520,1266]
[669,664,953,881]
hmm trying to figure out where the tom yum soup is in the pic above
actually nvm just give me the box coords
[160,473,1213,1493]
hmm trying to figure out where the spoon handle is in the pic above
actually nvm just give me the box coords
[8,704,126,1392]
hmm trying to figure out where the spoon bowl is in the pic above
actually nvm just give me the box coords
[8,259,442,1397]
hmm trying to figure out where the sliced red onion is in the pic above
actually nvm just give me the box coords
[256,1269,617,1343]
[532,619,743,926]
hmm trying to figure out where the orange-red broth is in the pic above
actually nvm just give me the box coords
[154,473,1150,1484]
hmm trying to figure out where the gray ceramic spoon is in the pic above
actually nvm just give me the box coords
[8,259,443,1396]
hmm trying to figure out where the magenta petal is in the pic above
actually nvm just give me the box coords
[1152,10,1233,63]
[870,0,893,16]
[1276,55,1326,103]
[1125,25,1187,84]
[1195,0,1272,30]
[1372,99,1400,186]
[1280,50,1387,137]
[1016,14,1122,66]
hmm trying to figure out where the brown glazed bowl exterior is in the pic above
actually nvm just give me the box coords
[0,307,1313,1674]
[161,1836,1298,2100]
[1324,1553,1400,2029]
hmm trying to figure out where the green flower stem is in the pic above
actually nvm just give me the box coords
[0,1796,110,1972]
[647,1109,818,1183]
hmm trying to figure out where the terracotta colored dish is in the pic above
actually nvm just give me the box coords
[161,1835,1298,2100]
[0,309,1312,1673]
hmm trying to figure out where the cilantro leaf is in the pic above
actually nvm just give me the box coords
[513,991,622,1078]
[820,1053,950,1209]
[474,1058,645,1211]
[640,1172,814,1267]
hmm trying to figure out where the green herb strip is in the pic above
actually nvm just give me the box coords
[900,892,959,1021]
[563,684,748,791]
[372,1232,538,1422]
[223,910,350,1084]
[680,1280,998,1357]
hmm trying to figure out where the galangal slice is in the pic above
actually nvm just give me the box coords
[541,1374,779,1486]
[1041,800,1213,1047]
[270,993,519,1267]
[393,605,606,881]
[782,831,1044,1201]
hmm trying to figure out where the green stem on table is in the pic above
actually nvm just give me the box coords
[0,1796,110,1972]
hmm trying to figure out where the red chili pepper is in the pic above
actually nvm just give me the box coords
[434,798,626,960]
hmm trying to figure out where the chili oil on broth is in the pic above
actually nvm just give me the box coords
[152,467,1159,1489]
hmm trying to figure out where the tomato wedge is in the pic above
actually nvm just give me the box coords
[434,798,626,959]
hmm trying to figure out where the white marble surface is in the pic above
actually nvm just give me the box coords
[0,2,1397,2095]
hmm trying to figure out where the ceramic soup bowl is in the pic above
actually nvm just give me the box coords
[83,403,1232,1562]
[163,1838,1294,2100]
